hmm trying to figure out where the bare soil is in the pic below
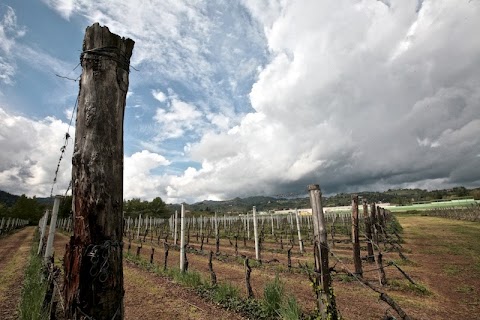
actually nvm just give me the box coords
[0,227,35,320]
[395,215,480,319]
[130,215,480,319]
[4,215,480,320]
[53,232,244,320]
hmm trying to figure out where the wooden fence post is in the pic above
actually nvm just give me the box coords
[137,214,142,240]
[363,200,375,262]
[38,210,49,255]
[247,212,250,240]
[271,214,275,236]
[180,203,186,272]
[63,23,134,320]
[351,195,362,276]
[253,206,261,261]
[295,209,304,253]
[370,203,379,245]
[0,217,5,234]
[377,205,385,231]
[308,184,338,319]
[215,212,220,254]
[173,210,178,245]
[45,196,61,263]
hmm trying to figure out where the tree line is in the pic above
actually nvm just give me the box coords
[1,186,479,224]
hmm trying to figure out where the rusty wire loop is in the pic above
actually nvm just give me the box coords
[77,240,123,320]
[81,46,132,73]
[76,304,121,320]
[85,240,122,283]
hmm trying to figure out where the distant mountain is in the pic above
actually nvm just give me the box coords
[181,195,310,214]
[0,190,54,207]
[0,190,18,207]
[35,197,55,206]
[2,186,478,215]
[170,186,480,215]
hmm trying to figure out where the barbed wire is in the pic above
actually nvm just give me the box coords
[50,46,139,198]
[328,248,371,291]
[49,93,78,198]
[49,60,82,198]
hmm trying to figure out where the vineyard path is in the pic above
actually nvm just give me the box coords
[0,227,35,320]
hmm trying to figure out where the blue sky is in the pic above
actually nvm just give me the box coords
[1,0,479,203]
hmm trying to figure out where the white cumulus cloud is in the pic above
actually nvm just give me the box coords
[165,0,480,200]
[0,107,74,196]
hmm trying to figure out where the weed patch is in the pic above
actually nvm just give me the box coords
[18,232,48,320]
[125,253,308,319]
[455,285,474,294]
[443,264,461,276]
[388,279,431,296]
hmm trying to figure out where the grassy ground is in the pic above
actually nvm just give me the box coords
[395,213,480,318]
[18,231,48,320]
[388,199,479,212]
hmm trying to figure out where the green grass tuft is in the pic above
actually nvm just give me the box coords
[262,275,285,318]
[279,295,302,320]
[19,232,48,320]
[389,279,431,296]
[455,284,474,294]
[212,282,240,304]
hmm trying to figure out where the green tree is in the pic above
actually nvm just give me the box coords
[59,196,73,218]
[149,197,169,218]
[123,197,171,218]
[471,189,480,200]
[11,194,43,223]
[0,203,10,218]
[453,187,468,197]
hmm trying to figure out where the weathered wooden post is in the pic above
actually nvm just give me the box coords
[370,203,379,245]
[180,203,186,272]
[0,217,5,234]
[246,212,250,240]
[377,205,385,231]
[270,214,275,236]
[308,184,338,319]
[173,210,178,245]
[295,209,304,253]
[214,212,220,254]
[45,195,61,263]
[63,23,134,320]
[351,195,362,276]
[253,206,261,261]
[38,210,49,255]
[363,200,375,262]
[137,214,142,240]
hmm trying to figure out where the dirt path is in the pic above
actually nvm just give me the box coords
[0,227,35,320]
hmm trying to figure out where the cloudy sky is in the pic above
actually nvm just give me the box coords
[0,0,479,203]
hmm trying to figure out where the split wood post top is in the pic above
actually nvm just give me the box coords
[63,23,134,320]
[351,194,362,276]
[308,184,338,319]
